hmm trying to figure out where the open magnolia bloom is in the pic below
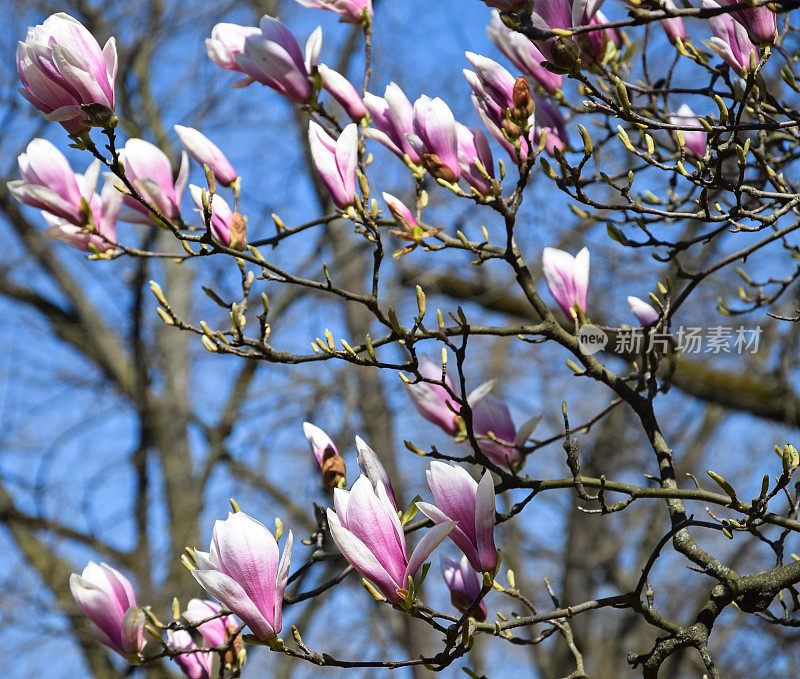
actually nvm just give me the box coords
[416,462,498,574]
[191,512,292,641]
[327,475,455,602]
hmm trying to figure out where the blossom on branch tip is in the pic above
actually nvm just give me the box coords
[469,391,520,467]
[191,511,292,641]
[174,125,237,187]
[456,123,495,195]
[441,555,487,620]
[308,121,358,209]
[416,461,498,573]
[627,296,660,326]
[303,422,346,489]
[294,0,373,24]
[408,96,461,182]
[119,138,188,224]
[17,12,117,134]
[167,630,212,679]
[363,83,420,162]
[355,435,397,509]
[69,561,148,661]
[206,17,318,103]
[703,0,757,75]
[541,246,590,318]
[658,0,687,45]
[669,104,706,157]
[318,64,367,121]
[183,599,235,649]
[9,138,120,252]
[714,0,776,45]
[327,475,455,602]
[189,185,235,246]
[405,356,460,435]
[487,11,563,94]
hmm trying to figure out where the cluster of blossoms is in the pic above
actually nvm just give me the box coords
[11,0,781,672]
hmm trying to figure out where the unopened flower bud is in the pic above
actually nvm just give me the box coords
[548,37,581,73]
[229,211,247,251]
[783,444,799,473]
[420,152,458,183]
[512,77,534,118]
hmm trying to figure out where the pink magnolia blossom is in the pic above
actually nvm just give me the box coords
[303,421,339,468]
[327,475,455,602]
[670,104,707,157]
[659,0,687,45]
[206,17,319,102]
[318,64,367,121]
[528,0,600,61]
[69,561,147,660]
[470,393,520,466]
[382,192,417,229]
[417,462,498,573]
[174,125,237,187]
[542,246,590,318]
[308,121,358,209]
[191,511,292,641]
[355,435,398,509]
[627,296,660,326]
[184,599,235,648]
[167,630,212,679]
[119,138,188,223]
[714,0,776,45]
[294,0,372,24]
[456,123,495,195]
[9,138,120,252]
[487,11,563,94]
[464,53,566,159]
[584,10,623,62]
[407,95,461,180]
[704,0,757,74]
[190,185,233,245]
[405,356,460,435]
[363,83,420,162]
[441,555,487,620]
[17,13,117,134]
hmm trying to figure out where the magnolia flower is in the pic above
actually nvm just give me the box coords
[487,11,563,94]
[8,138,120,252]
[471,393,520,467]
[658,0,687,45]
[542,246,590,318]
[408,96,461,181]
[441,555,487,620]
[190,185,234,246]
[456,123,495,195]
[69,562,147,660]
[704,0,756,74]
[303,422,347,489]
[318,64,367,121]
[174,126,237,186]
[294,0,372,24]
[308,122,358,209]
[191,512,292,641]
[628,296,660,326]
[17,13,117,134]
[206,17,319,102]
[670,104,707,157]
[355,435,397,509]
[383,191,417,232]
[169,600,236,679]
[714,0,776,45]
[405,356,460,435]
[363,83,420,162]
[183,599,235,649]
[119,138,188,223]
[417,462,498,573]
[327,475,455,602]
[583,10,623,62]
[528,0,601,62]
[167,630,212,679]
